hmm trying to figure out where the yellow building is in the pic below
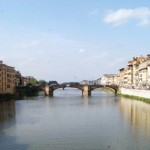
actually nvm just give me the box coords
[119,55,150,89]
[0,61,15,94]
[119,68,125,87]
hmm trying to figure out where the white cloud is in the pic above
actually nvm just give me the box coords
[78,48,86,53]
[103,7,150,26]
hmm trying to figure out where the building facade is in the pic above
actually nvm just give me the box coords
[101,74,119,85]
[119,55,150,89]
[14,71,22,87]
[0,61,15,94]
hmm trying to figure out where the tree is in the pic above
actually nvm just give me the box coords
[48,81,58,85]
[27,78,39,86]
[39,80,47,86]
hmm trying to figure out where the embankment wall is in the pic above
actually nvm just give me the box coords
[120,88,150,99]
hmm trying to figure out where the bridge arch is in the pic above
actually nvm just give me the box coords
[49,85,84,96]
[90,85,104,91]
[90,85,118,95]
[64,86,83,91]
[103,85,118,95]
[43,84,118,96]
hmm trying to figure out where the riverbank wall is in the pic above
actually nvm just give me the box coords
[120,88,150,102]
[0,86,40,101]
[0,94,14,101]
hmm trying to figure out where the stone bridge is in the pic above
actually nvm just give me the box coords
[41,84,119,96]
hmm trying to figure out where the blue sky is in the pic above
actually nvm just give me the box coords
[0,0,150,82]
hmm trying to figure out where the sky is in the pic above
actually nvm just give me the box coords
[0,0,150,82]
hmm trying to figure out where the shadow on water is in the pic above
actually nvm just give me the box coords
[0,134,29,150]
[0,100,29,150]
[0,100,16,123]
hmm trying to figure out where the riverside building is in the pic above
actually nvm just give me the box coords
[0,61,15,94]
[119,55,150,89]
[101,74,119,85]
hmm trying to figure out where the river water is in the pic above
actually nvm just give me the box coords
[0,89,150,150]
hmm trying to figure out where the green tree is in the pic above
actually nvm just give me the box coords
[39,80,47,86]
[27,78,39,86]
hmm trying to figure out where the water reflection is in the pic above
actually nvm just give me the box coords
[0,100,16,122]
[1,90,150,150]
[0,101,27,150]
[119,97,150,131]
[82,96,89,106]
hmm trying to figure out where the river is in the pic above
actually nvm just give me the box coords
[0,88,150,150]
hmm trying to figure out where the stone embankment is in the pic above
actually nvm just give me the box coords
[120,88,150,100]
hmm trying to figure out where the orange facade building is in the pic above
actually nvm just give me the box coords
[0,61,15,94]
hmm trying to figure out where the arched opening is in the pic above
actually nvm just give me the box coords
[91,86,118,96]
[53,87,83,97]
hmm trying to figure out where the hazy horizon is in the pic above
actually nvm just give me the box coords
[1,0,150,82]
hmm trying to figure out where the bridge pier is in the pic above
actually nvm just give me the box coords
[82,85,91,96]
[44,85,50,96]
[49,86,54,96]
[115,90,117,96]
[44,85,54,96]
